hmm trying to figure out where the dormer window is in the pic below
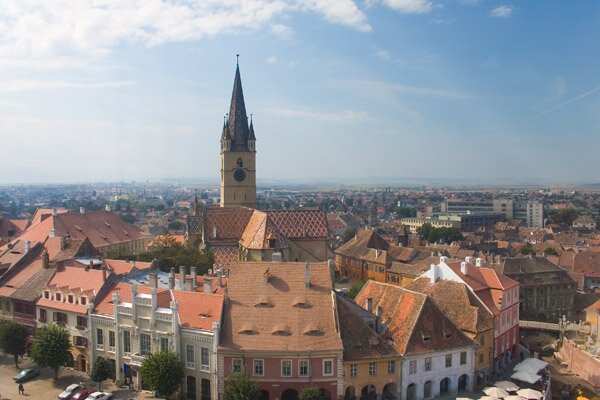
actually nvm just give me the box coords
[239,329,258,335]
[303,329,324,336]
[44,291,50,299]
[268,238,277,248]
[293,300,311,309]
[421,332,431,343]
[68,295,74,304]
[199,313,210,318]
[80,297,87,305]
[55,293,61,302]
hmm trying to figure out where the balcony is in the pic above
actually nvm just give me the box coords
[130,353,146,367]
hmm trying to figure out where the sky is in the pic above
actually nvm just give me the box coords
[0,0,599,185]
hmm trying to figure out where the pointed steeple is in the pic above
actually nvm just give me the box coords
[225,57,251,151]
[248,114,256,141]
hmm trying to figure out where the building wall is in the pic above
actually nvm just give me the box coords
[557,339,600,388]
[290,239,329,262]
[520,282,575,321]
[401,347,475,400]
[343,358,400,400]
[0,296,12,321]
[220,150,257,208]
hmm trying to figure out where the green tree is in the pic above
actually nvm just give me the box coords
[31,324,71,379]
[347,279,367,300]
[90,357,112,390]
[299,386,328,400]
[341,228,357,244]
[141,351,184,398]
[521,244,534,255]
[133,234,214,273]
[0,321,28,368]
[224,370,262,400]
[543,247,559,256]
[417,224,463,244]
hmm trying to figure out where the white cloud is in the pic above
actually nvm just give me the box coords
[382,0,434,14]
[0,79,136,92]
[265,107,370,124]
[0,0,372,68]
[270,23,294,40]
[374,48,391,61]
[266,55,278,64]
[489,5,514,17]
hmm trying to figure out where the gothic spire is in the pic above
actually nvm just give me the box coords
[226,58,250,151]
[248,114,256,141]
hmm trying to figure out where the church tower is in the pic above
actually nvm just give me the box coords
[220,59,257,208]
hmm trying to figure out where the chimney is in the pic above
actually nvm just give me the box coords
[366,298,373,313]
[305,260,310,288]
[24,240,31,253]
[51,208,57,217]
[354,234,358,241]
[190,267,198,290]
[465,256,473,265]
[217,269,223,288]
[105,204,111,212]
[213,226,217,238]
[440,256,448,264]
[42,250,50,269]
[149,273,158,289]
[84,261,90,271]
[271,252,283,262]
[460,261,468,276]
[429,263,437,284]
[102,267,107,282]
[203,278,212,294]
[375,249,381,258]
[50,229,57,238]
[80,207,85,214]
[475,258,482,267]
[185,277,193,291]
[179,266,186,290]
[169,268,175,290]
[89,260,94,270]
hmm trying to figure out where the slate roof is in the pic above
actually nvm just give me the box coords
[223,64,251,152]
[495,256,576,287]
[355,281,474,356]
[219,262,343,353]
[11,267,56,302]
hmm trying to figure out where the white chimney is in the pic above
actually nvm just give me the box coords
[375,249,381,258]
[460,261,468,275]
[430,263,437,284]
[213,226,217,238]
[24,240,31,253]
[203,278,212,294]
[305,260,311,288]
[475,258,483,267]
[169,268,175,290]
[217,269,223,288]
[465,256,474,265]
[366,298,373,313]
[440,256,448,264]
[148,273,158,289]
[51,208,57,217]
[49,229,57,238]
[190,266,197,290]
[80,207,85,214]
[179,266,186,290]
[105,204,111,212]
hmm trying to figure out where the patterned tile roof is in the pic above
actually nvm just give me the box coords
[204,207,253,242]
[212,245,240,266]
[240,211,290,250]
[267,210,329,239]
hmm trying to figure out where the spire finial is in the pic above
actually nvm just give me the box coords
[250,113,253,123]
[236,54,239,66]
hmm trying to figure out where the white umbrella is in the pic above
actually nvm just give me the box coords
[479,396,499,400]
[504,396,526,400]
[511,370,541,385]
[495,381,520,392]
[457,398,473,400]
[484,387,509,398]
[514,358,548,374]
[516,389,543,400]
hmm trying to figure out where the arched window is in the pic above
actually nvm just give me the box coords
[237,158,243,168]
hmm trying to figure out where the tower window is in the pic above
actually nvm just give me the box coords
[237,158,243,168]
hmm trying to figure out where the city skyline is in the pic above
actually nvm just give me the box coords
[1,1,599,184]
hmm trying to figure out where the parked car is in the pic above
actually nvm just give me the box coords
[71,389,93,400]
[87,392,114,400]
[58,384,82,400]
[12,367,39,383]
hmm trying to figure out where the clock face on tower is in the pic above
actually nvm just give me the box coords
[234,168,246,182]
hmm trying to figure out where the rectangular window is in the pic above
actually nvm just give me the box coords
[53,312,67,325]
[299,360,309,377]
[123,331,131,354]
[479,353,484,364]
[424,357,432,372]
[369,362,376,376]
[55,293,61,301]
[388,360,395,374]
[409,360,417,375]
[186,345,195,368]
[44,291,50,299]
[350,363,357,377]
[108,331,116,352]
[460,352,467,365]
[68,295,74,303]
[96,328,104,350]
[232,358,243,373]
[160,338,169,352]
[282,360,292,377]
[80,297,87,305]
[39,308,47,322]
[77,316,87,328]
[323,359,333,376]
[201,347,210,371]
[140,333,151,356]
[445,354,452,368]
[253,359,264,376]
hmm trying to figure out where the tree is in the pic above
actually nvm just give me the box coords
[417,224,464,244]
[133,234,214,273]
[543,247,559,256]
[31,324,71,379]
[341,228,357,244]
[224,370,262,400]
[347,279,367,300]
[90,357,112,390]
[521,244,535,255]
[0,321,28,368]
[141,351,184,398]
[299,386,327,400]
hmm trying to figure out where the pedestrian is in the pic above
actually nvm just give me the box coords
[18,382,24,395]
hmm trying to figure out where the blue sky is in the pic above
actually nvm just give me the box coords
[0,1,599,184]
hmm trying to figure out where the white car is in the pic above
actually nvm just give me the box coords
[57,384,81,400]
[87,392,114,400]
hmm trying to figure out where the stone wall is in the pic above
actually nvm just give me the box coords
[557,339,600,388]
